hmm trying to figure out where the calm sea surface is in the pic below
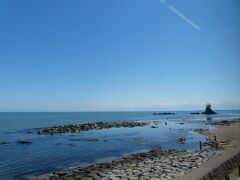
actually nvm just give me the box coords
[0,110,240,179]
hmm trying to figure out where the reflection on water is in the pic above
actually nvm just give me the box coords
[206,116,213,121]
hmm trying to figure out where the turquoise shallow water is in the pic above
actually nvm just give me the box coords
[0,111,240,179]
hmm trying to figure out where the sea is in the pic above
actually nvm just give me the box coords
[0,110,240,179]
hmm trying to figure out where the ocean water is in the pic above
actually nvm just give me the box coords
[0,110,240,179]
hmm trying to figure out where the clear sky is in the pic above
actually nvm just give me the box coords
[0,0,240,111]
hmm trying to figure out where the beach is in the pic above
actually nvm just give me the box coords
[1,112,240,179]
[0,111,215,179]
[1,0,239,179]
[32,150,219,180]
[29,120,240,180]
[176,122,240,180]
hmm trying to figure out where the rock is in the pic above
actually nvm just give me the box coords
[177,137,186,144]
[39,121,147,135]
[192,128,208,134]
[18,140,32,145]
[151,126,158,128]
[33,148,216,180]
[84,138,99,142]
[57,171,68,176]
[190,112,200,114]
[208,120,240,126]
[0,141,9,145]
[164,169,172,173]
[69,138,99,142]
[203,141,220,149]
[202,103,216,114]
[68,144,76,147]
[153,112,175,115]
[180,162,191,167]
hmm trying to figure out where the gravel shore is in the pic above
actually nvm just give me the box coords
[31,121,240,180]
[31,149,220,180]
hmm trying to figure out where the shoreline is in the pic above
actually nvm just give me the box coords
[176,122,240,180]
[30,149,220,180]
[30,120,240,180]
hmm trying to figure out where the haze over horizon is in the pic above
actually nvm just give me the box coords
[0,0,240,112]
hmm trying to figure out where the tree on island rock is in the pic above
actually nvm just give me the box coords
[203,103,216,114]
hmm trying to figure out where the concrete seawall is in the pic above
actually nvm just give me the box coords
[177,149,240,180]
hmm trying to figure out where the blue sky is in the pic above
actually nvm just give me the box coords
[0,0,240,111]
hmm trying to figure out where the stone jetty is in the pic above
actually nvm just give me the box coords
[38,121,147,135]
[33,149,220,180]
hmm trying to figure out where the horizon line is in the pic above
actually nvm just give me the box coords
[0,109,240,113]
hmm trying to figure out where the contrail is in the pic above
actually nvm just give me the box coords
[160,0,202,31]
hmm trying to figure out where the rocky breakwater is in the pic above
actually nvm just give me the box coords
[33,149,220,180]
[38,121,147,135]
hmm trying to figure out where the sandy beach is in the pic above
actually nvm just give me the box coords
[176,122,240,180]
[30,121,240,180]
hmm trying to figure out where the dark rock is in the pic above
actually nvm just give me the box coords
[0,141,9,145]
[191,112,200,114]
[82,138,99,142]
[39,121,147,135]
[177,137,186,144]
[207,120,240,126]
[203,141,220,149]
[18,140,32,145]
[57,172,68,176]
[153,112,175,115]
[192,128,208,134]
[202,103,216,114]
[69,139,82,141]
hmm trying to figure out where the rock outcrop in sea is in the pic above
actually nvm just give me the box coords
[153,112,175,115]
[202,103,216,114]
[190,104,217,115]
[38,121,147,135]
